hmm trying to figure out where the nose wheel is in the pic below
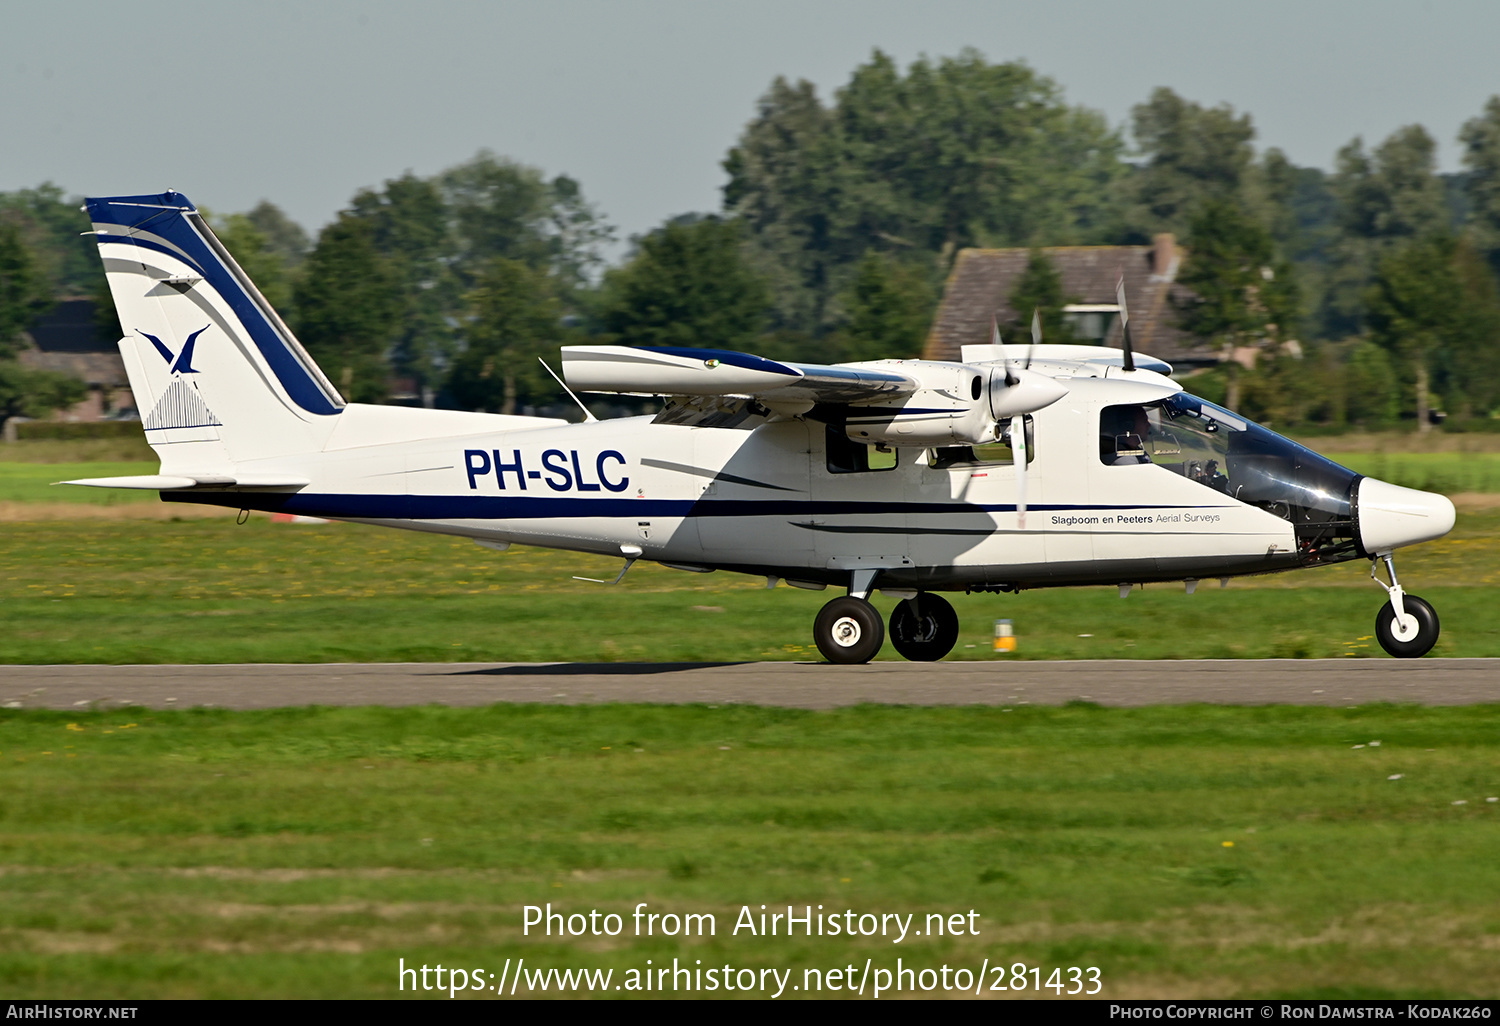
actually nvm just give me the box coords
[1370,554,1440,658]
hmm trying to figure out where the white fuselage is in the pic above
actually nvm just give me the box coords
[180,375,1304,591]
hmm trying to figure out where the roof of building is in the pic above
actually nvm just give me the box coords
[17,298,129,389]
[27,297,116,354]
[923,235,1220,369]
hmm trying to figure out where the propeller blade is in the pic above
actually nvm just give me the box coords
[1028,307,1042,371]
[1115,275,1136,372]
[993,314,1017,386]
[1012,415,1027,530]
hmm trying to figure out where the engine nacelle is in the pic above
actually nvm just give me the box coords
[838,361,1067,447]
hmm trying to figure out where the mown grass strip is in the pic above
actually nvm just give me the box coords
[0,702,1497,998]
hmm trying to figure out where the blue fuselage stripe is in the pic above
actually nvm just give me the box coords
[172,492,1233,521]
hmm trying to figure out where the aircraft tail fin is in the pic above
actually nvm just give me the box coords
[85,191,344,470]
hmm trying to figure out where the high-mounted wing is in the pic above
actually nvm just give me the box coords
[561,345,918,404]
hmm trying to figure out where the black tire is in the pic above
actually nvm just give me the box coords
[814,596,885,664]
[1375,594,1439,658]
[888,593,960,662]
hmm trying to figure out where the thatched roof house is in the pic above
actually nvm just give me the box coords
[923,233,1219,370]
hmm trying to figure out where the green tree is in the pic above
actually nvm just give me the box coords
[0,222,53,358]
[343,156,611,405]
[350,173,458,402]
[243,201,311,268]
[292,215,398,403]
[837,253,938,361]
[447,258,562,415]
[1004,249,1080,344]
[437,151,612,293]
[0,183,96,296]
[0,223,83,431]
[1325,126,1448,336]
[722,76,845,335]
[1175,198,1299,410]
[215,214,295,312]
[724,50,1124,337]
[1365,233,1500,431]
[836,51,1123,257]
[600,217,769,350]
[1124,88,1256,238]
[1245,150,1338,331]
[0,361,87,433]
[1344,341,1401,428]
[1461,95,1500,273]
[1443,237,1500,418]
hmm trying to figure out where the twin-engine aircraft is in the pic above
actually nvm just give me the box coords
[70,191,1456,662]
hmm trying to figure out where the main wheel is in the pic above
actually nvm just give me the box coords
[888,593,960,661]
[1375,594,1439,658]
[814,596,885,664]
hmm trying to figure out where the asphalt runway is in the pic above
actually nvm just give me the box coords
[1,659,1497,711]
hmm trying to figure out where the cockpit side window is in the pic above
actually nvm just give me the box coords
[1099,405,1153,466]
[1100,400,1230,489]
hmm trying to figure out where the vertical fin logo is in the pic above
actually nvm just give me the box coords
[139,326,206,374]
[138,326,223,430]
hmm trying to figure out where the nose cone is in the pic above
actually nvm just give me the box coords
[989,367,1069,418]
[1358,477,1456,554]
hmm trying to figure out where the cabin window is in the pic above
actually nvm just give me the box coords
[927,416,1033,469]
[826,425,898,473]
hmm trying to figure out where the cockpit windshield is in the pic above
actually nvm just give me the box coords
[1100,392,1362,564]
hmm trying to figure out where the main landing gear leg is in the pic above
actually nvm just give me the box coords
[1370,553,1440,658]
[813,569,884,664]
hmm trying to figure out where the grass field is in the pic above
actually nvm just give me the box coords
[1321,451,1500,496]
[0,462,159,506]
[1,702,1497,999]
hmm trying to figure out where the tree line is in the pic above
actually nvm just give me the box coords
[3,49,1500,431]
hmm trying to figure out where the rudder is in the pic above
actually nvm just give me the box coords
[86,191,344,468]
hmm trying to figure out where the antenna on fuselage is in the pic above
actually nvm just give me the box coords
[539,357,598,423]
[1115,274,1136,373]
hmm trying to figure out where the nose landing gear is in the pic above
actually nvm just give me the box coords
[1370,553,1440,658]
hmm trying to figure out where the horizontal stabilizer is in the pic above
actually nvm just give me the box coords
[61,474,310,490]
[561,345,917,404]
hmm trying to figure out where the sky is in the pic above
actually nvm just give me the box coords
[4,0,1499,255]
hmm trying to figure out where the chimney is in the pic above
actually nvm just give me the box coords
[1152,233,1177,279]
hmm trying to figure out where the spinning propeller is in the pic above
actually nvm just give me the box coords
[1012,309,1043,529]
[1115,274,1136,373]
[986,309,1059,530]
